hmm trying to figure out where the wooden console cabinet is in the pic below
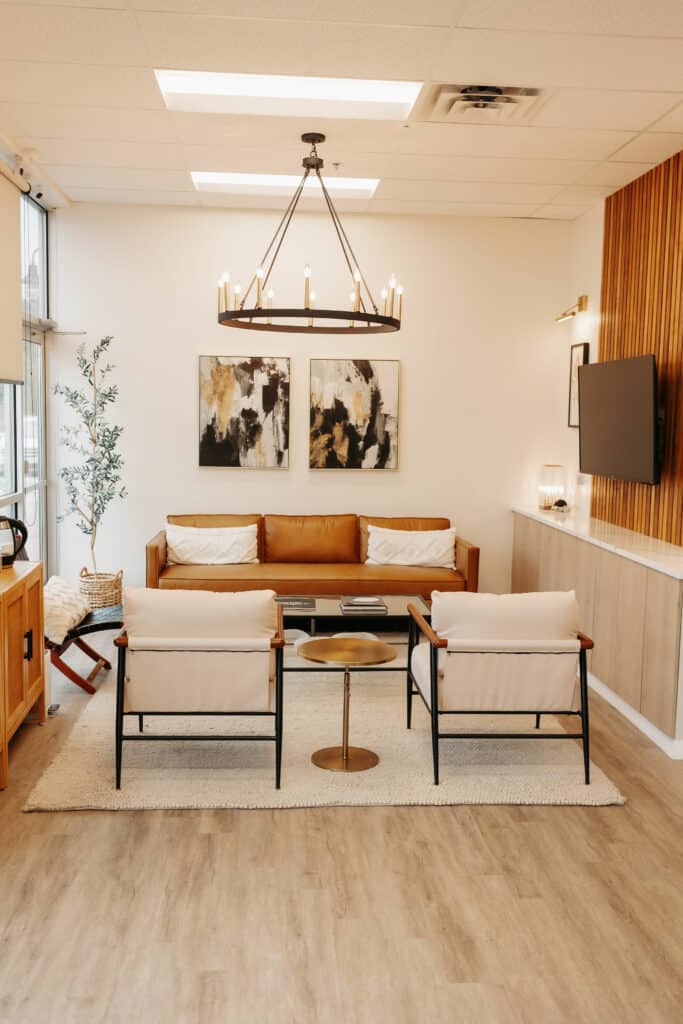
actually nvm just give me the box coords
[0,562,46,789]
[512,509,682,741]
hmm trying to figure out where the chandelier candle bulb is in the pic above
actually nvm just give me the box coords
[388,275,396,317]
[396,284,403,320]
[256,267,264,307]
[233,283,242,311]
[222,273,231,313]
[381,287,388,316]
[217,279,223,315]
[266,288,274,325]
[308,291,316,328]
[304,264,311,308]
[353,268,361,312]
[349,292,356,328]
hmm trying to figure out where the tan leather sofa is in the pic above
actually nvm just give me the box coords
[146,514,479,599]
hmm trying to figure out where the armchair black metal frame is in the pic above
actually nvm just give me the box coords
[406,603,593,786]
[114,607,286,789]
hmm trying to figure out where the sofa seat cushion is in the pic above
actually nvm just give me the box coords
[159,561,465,598]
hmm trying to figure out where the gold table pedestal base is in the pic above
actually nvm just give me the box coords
[311,746,379,772]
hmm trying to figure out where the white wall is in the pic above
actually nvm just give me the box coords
[47,202,598,593]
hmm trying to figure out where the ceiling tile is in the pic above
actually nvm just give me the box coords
[0,62,164,109]
[608,132,683,164]
[131,1,466,26]
[650,100,683,133]
[375,179,561,204]
[456,1,683,38]
[370,198,539,217]
[532,89,681,132]
[0,102,177,143]
[437,29,683,91]
[12,137,186,170]
[66,186,200,207]
[577,161,654,188]
[550,184,614,204]
[44,165,193,192]
[137,11,448,80]
[0,6,146,65]
[401,123,634,161]
[531,203,595,220]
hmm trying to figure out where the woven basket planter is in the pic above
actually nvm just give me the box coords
[79,567,123,610]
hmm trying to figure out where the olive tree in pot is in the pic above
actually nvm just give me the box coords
[54,336,127,608]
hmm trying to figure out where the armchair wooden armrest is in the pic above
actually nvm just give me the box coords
[455,536,480,592]
[407,603,448,648]
[114,633,128,647]
[578,632,594,651]
[146,530,167,588]
[271,605,285,649]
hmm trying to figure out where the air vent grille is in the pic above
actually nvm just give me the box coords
[420,84,542,124]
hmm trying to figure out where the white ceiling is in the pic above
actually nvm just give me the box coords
[1,1,683,218]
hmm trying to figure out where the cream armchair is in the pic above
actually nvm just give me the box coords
[114,588,285,788]
[407,591,593,785]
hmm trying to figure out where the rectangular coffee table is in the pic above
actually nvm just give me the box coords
[277,593,429,636]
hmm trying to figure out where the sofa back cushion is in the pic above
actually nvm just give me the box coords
[359,516,451,563]
[264,514,359,563]
[167,514,263,560]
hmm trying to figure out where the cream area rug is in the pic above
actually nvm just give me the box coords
[25,669,623,811]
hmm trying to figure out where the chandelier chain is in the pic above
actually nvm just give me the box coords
[241,168,310,307]
[316,169,378,314]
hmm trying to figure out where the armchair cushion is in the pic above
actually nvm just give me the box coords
[123,587,278,646]
[431,590,580,645]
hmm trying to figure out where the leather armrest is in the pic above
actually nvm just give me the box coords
[455,536,480,592]
[146,530,167,588]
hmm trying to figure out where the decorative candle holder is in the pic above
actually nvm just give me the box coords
[538,465,567,511]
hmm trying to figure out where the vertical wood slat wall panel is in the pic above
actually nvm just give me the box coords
[592,152,683,545]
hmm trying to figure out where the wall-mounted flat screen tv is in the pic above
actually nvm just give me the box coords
[578,354,659,485]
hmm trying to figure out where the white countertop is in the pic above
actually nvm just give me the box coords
[512,506,683,579]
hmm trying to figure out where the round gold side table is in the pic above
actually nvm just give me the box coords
[298,636,397,772]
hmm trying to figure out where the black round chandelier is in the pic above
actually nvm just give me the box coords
[216,133,402,334]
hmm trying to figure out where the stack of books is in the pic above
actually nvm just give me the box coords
[340,595,388,615]
[276,596,316,611]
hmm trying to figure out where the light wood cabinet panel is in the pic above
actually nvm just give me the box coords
[642,571,682,736]
[590,550,646,711]
[511,514,540,593]
[0,563,46,789]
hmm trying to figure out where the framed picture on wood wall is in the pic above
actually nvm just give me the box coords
[568,343,589,428]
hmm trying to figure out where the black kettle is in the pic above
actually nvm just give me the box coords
[0,517,28,567]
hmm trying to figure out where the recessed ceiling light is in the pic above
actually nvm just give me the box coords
[155,70,422,120]
[191,171,379,199]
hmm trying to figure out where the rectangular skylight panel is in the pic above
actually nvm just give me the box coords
[156,70,422,120]
[191,171,379,199]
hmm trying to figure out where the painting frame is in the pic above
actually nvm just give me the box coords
[309,357,400,471]
[198,355,291,469]
[568,343,589,429]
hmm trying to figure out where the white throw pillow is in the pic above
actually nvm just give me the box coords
[166,523,259,565]
[366,525,456,569]
[44,576,90,645]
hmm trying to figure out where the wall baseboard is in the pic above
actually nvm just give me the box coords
[588,672,683,760]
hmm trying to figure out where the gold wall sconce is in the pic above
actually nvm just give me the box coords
[555,294,588,323]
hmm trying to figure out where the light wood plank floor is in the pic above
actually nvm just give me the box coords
[1,639,682,1024]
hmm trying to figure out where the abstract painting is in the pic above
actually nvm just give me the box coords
[309,359,399,470]
[199,356,290,468]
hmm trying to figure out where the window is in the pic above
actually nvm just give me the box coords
[0,196,50,563]
[0,383,18,501]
